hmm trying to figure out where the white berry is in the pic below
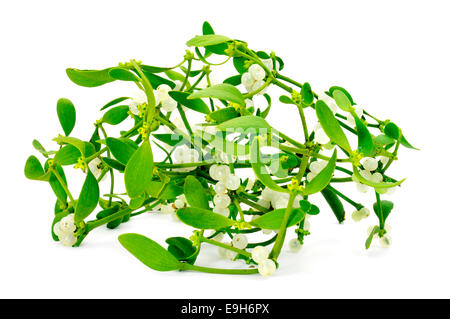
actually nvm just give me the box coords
[251,246,269,263]
[232,234,248,249]
[289,238,302,253]
[258,259,276,276]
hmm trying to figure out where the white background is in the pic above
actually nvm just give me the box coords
[1,0,449,298]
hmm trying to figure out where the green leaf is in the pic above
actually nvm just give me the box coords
[259,94,272,118]
[102,157,126,172]
[321,186,345,223]
[308,205,320,215]
[57,98,76,136]
[354,114,375,156]
[118,233,182,271]
[250,208,305,230]
[352,166,405,188]
[141,64,173,74]
[169,91,210,114]
[124,140,153,198]
[177,207,235,229]
[106,137,137,165]
[54,144,81,165]
[279,95,295,105]
[316,100,351,152]
[332,90,353,112]
[100,97,129,111]
[304,150,337,195]
[373,200,394,222]
[32,139,49,158]
[145,181,184,200]
[74,170,99,223]
[218,115,272,132]
[53,136,91,157]
[108,68,139,82]
[184,176,210,209]
[186,34,231,47]
[300,82,314,106]
[400,135,418,150]
[365,226,380,249]
[374,134,395,146]
[24,156,50,181]
[233,57,248,74]
[166,237,197,264]
[188,84,245,106]
[384,122,400,140]
[250,138,288,193]
[102,105,129,125]
[209,107,239,123]
[223,75,242,86]
[66,68,115,87]
[328,86,355,105]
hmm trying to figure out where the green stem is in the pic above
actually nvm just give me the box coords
[327,185,363,210]
[52,168,75,203]
[85,207,132,233]
[182,263,258,275]
[200,237,251,258]
[269,192,296,260]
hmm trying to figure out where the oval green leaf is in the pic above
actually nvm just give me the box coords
[57,98,76,136]
[119,233,182,271]
[316,100,351,152]
[169,91,210,114]
[66,68,115,87]
[354,114,375,156]
[184,176,210,209]
[186,34,231,47]
[74,170,99,223]
[304,149,337,195]
[188,84,245,106]
[176,207,235,229]
[250,208,305,230]
[124,140,153,198]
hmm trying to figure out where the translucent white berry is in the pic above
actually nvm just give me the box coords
[352,210,362,222]
[379,235,392,248]
[232,234,248,249]
[213,194,231,208]
[378,156,389,166]
[53,222,63,237]
[361,169,373,180]
[371,172,383,183]
[59,233,77,247]
[261,188,274,201]
[226,249,237,260]
[359,207,370,218]
[262,229,273,235]
[241,72,253,89]
[59,214,76,233]
[215,165,230,182]
[362,157,378,171]
[213,206,229,216]
[214,181,228,194]
[161,204,175,215]
[272,197,288,209]
[88,158,103,179]
[289,238,302,253]
[226,174,240,191]
[258,259,276,276]
[174,198,185,209]
[257,199,271,209]
[251,246,269,263]
[209,164,219,180]
[248,64,265,81]
[161,97,177,112]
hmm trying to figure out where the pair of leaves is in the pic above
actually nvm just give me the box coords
[24,156,50,181]
[166,237,198,264]
[102,105,129,125]
[373,200,394,223]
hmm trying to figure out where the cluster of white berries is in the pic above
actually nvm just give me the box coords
[242,64,267,94]
[353,157,395,194]
[210,164,240,216]
[251,246,276,276]
[258,188,303,210]
[129,81,183,116]
[53,214,78,247]
[160,194,188,220]
[351,207,370,222]
[218,234,248,261]
[172,145,200,172]
[368,225,392,248]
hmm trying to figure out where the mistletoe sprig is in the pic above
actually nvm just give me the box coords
[24,22,416,276]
